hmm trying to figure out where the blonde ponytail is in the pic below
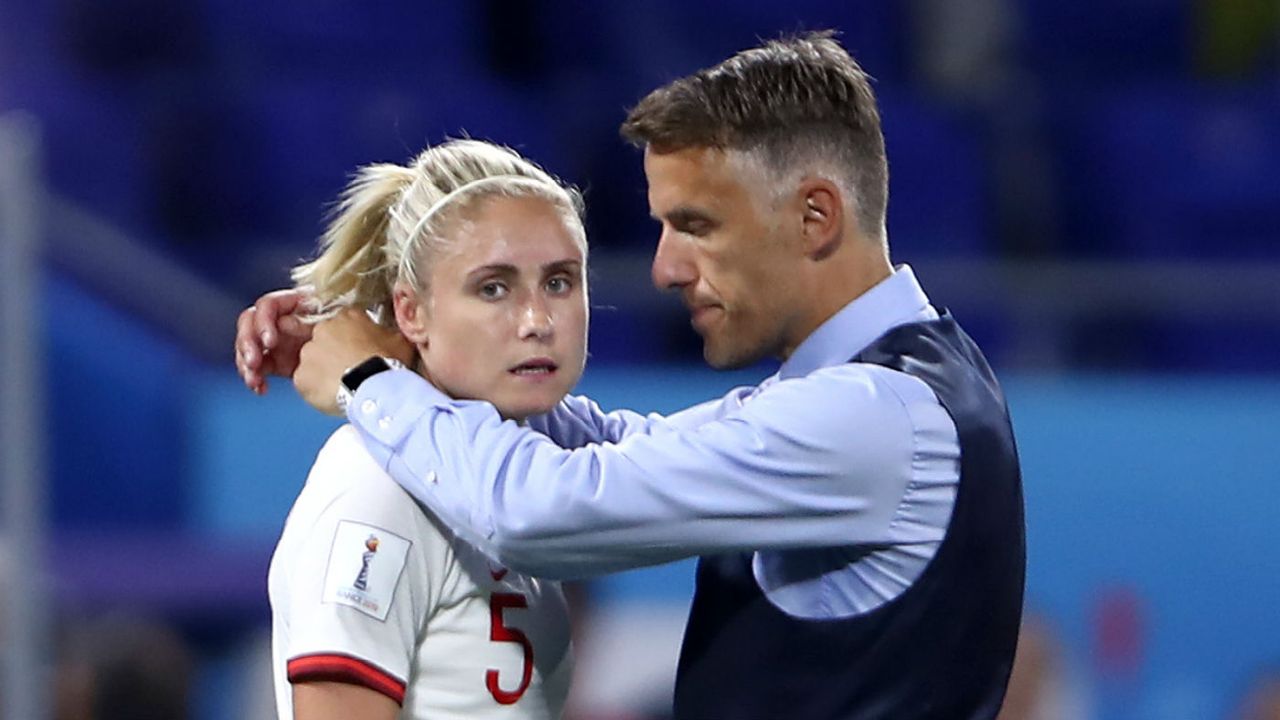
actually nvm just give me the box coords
[292,163,416,325]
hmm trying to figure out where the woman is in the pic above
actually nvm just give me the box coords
[268,139,588,720]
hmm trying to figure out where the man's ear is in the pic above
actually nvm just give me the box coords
[392,282,429,347]
[796,178,844,261]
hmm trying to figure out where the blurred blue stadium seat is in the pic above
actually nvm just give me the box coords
[879,89,990,256]
[236,68,560,240]
[1148,317,1280,373]
[30,81,152,235]
[1017,0,1194,86]
[658,0,907,85]
[201,0,483,78]
[699,0,907,81]
[1055,83,1280,258]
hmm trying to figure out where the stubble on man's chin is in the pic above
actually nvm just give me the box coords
[703,341,766,371]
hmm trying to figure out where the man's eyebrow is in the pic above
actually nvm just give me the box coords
[657,207,718,226]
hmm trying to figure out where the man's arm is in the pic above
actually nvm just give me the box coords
[525,388,753,448]
[234,291,413,404]
[350,365,939,580]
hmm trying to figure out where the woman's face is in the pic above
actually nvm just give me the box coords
[399,194,588,421]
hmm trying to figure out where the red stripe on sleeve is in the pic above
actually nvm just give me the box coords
[287,653,407,706]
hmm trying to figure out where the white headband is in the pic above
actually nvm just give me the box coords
[399,175,559,280]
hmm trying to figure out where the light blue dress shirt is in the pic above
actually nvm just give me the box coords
[349,266,959,619]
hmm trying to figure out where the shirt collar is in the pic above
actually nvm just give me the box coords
[778,264,935,380]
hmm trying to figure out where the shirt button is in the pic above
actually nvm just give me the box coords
[360,399,377,415]
[427,471,439,485]
[378,416,392,430]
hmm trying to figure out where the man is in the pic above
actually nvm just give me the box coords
[238,32,1025,719]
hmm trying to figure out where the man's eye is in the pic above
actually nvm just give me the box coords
[480,282,508,299]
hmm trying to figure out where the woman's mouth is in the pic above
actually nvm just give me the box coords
[510,358,558,377]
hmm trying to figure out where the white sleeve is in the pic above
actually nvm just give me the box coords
[280,428,437,705]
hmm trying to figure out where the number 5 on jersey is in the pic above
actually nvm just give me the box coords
[487,592,533,704]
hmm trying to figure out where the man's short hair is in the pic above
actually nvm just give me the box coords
[621,30,888,242]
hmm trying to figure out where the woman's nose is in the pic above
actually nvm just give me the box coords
[518,297,554,339]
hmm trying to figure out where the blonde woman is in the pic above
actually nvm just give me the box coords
[268,139,587,720]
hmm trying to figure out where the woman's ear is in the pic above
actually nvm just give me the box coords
[392,282,429,346]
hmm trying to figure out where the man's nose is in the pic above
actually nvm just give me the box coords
[651,228,696,291]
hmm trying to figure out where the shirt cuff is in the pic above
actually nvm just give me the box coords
[347,369,444,458]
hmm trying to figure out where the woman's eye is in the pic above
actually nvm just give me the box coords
[479,282,508,299]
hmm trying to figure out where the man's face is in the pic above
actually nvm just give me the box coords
[644,146,805,368]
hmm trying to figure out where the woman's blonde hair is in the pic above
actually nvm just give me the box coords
[292,139,586,325]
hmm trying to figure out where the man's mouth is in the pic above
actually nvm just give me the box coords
[689,304,722,331]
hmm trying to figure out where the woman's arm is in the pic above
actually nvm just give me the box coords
[293,682,399,720]
[274,429,426,717]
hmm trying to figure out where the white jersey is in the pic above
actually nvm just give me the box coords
[269,425,573,719]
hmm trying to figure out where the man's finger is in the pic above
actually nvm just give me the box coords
[253,290,304,349]
[252,375,268,395]
[253,293,286,345]
[236,308,261,368]
[278,313,312,341]
[254,300,278,349]
[240,339,260,369]
[238,350,262,388]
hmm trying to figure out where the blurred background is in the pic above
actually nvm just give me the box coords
[1,0,1278,718]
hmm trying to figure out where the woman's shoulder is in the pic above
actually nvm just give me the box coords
[294,425,447,540]
[314,423,384,469]
[303,425,401,494]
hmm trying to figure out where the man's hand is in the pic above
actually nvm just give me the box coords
[235,289,313,395]
[294,308,416,416]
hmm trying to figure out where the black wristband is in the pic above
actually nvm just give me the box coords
[341,356,401,395]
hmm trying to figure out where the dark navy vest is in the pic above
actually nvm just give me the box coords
[673,315,1025,720]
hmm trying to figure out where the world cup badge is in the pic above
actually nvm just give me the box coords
[354,534,380,591]
[324,521,410,621]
